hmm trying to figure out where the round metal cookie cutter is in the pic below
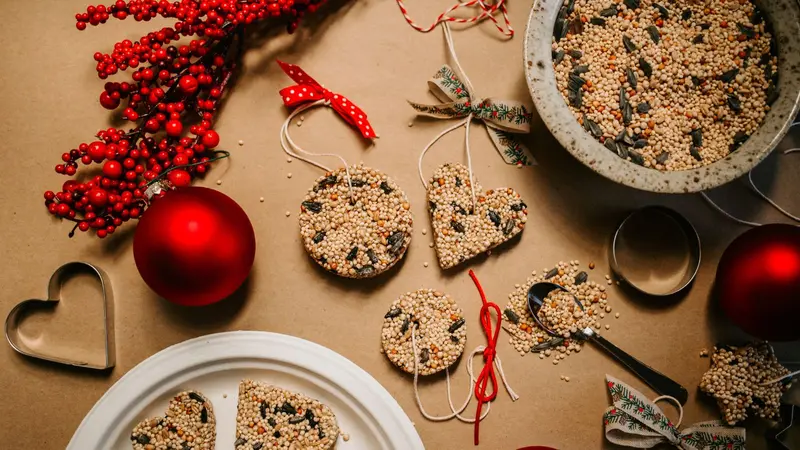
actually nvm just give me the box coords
[609,206,701,297]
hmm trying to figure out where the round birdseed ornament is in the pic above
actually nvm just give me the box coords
[299,165,413,278]
[381,289,467,375]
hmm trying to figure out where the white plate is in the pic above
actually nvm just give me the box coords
[68,331,424,450]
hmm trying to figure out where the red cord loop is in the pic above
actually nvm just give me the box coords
[469,270,502,445]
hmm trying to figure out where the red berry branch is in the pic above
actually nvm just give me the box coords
[45,0,328,238]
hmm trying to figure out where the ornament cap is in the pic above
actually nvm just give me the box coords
[144,179,174,203]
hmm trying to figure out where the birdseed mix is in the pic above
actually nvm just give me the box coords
[502,260,615,363]
[381,289,467,376]
[130,390,216,450]
[299,164,413,278]
[235,379,339,450]
[552,0,778,170]
[427,163,528,269]
[538,289,599,337]
[699,342,792,425]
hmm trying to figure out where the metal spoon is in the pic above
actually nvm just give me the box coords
[528,282,688,404]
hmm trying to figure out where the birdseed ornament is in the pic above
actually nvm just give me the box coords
[130,390,216,450]
[277,61,414,278]
[604,375,745,449]
[381,271,518,445]
[413,24,533,270]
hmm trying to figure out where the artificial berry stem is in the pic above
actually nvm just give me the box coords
[45,0,331,238]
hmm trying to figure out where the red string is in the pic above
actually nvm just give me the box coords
[468,269,502,446]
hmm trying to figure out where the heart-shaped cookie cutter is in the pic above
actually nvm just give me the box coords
[5,261,115,370]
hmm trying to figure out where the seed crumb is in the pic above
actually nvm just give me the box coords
[517,164,523,169]
[615,313,620,319]
[287,157,292,163]
[565,376,570,382]
[408,122,414,127]
[259,197,265,203]
[216,180,222,185]
[429,242,434,248]
[424,262,429,268]
[342,433,350,442]
[553,359,559,365]
[589,262,595,270]
[296,120,303,127]
[605,324,611,330]
[238,140,244,146]
[285,211,291,217]
[700,348,709,357]
[422,229,427,235]
[287,173,293,179]
[223,394,228,398]
[300,115,305,121]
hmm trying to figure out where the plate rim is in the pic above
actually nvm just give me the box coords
[68,331,424,450]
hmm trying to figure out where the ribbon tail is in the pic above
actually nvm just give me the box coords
[276,60,324,88]
[428,65,473,103]
[408,100,469,120]
[486,126,536,166]
[330,102,376,140]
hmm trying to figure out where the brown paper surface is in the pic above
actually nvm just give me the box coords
[0,0,798,448]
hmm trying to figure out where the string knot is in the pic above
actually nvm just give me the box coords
[482,347,495,362]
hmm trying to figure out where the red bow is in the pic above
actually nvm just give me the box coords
[469,269,501,446]
[277,60,376,139]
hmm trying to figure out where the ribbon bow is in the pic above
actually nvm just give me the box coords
[277,60,375,139]
[604,375,746,450]
[409,64,535,166]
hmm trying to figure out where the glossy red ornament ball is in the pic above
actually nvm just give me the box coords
[133,187,256,306]
[716,224,800,341]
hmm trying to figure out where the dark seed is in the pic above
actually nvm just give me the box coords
[385,308,402,319]
[281,402,298,415]
[752,396,766,407]
[623,0,639,10]
[690,146,703,161]
[618,87,628,110]
[346,246,358,261]
[585,118,603,137]
[570,50,583,59]
[636,102,650,114]
[590,17,606,26]
[504,308,520,324]
[268,417,277,427]
[646,26,660,44]
[136,435,150,445]
[455,177,462,187]
[319,431,326,439]
[638,57,652,77]
[615,129,634,146]
[450,335,460,343]
[628,150,644,165]
[622,102,633,125]
[387,231,404,246]
[273,431,281,438]
[449,318,465,333]
[429,200,437,211]
[200,407,208,423]
[600,5,618,17]
[737,23,755,39]
[568,85,583,107]
[741,47,752,67]
[690,128,703,147]
[420,348,430,364]
[731,131,749,151]
[626,67,637,89]
[356,265,376,276]
[572,65,590,74]
[188,392,205,403]
[766,83,779,105]
[400,318,410,334]
[532,337,565,352]
[634,139,648,149]
[565,0,575,14]
[451,221,465,233]
[545,268,559,279]
[656,152,669,165]
[760,53,771,66]
[652,3,668,18]
[380,181,394,194]
[289,416,305,424]
[488,210,502,227]
[451,201,468,215]
[253,444,263,450]
[568,73,586,91]
[316,175,337,191]
[751,7,764,25]
[367,249,379,264]
[700,23,711,30]
[305,409,315,421]
[604,139,618,153]
[389,236,404,254]
[511,202,527,211]
[719,68,739,83]
[312,231,326,244]
[615,142,629,159]
[692,34,704,44]
[260,401,268,419]
[351,179,366,187]
[681,8,692,20]
[301,201,322,213]
[559,19,570,40]
[503,220,516,235]
[727,94,742,113]
[575,271,588,285]
[553,50,566,64]
[764,64,774,82]
[691,76,702,87]
[235,438,247,447]
[623,35,637,53]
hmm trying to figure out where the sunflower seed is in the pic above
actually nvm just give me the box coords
[511,202,527,211]
[690,146,703,161]
[305,409,316,422]
[188,392,205,403]
[301,201,322,213]
[504,308,520,324]
[312,231,326,244]
[253,443,263,450]
[454,177,462,187]
[727,94,742,113]
[502,219,515,234]
[569,18,585,35]
[451,221,465,233]
[623,35,637,53]
[575,271,588,285]
[681,8,692,20]
[628,150,645,165]
[235,438,247,447]
[389,237,404,254]
[760,53,772,66]
[488,210,502,226]
[604,139,618,153]
[387,231,404,246]
[719,68,739,83]
[622,102,633,124]
[623,0,639,10]
[559,19,570,40]
[600,5,618,16]
[429,200,437,211]
[633,139,648,149]
[280,402,297,415]
[638,57,653,77]
[380,181,393,194]
[618,87,628,110]
[691,76,703,87]
[570,50,583,59]
[742,47,752,67]
[385,308,402,319]
[400,318,410,334]
[350,179,365,187]
[553,50,566,64]
[731,131,749,151]
[316,175,337,191]
[367,249,379,265]
[572,65,590,74]
[420,348,430,364]
[700,23,711,30]
[656,151,670,164]
[690,128,703,147]
[449,318,465,333]
[766,83,779,105]
[751,7,763,25]
[289,416,305,424]
[346,246,358,261]
[626,67,637,89]
[646,26,660,44]
[737,23,755,39]
[590,17,606,26]
[545,268,559,279]
[532,337,565,352]
[615,129,634,146]
[692,34,704,44]
[569,84,583,107]
[584,118,603,137]
[636,102,650,114]
[451,201,468,215]
[201,407,208,423]
[568,73,587,91]
[554,18,565,40]
[136,435,150,445]
[260,401,268,418]
[615,142,629,158]
[565,0,575,14]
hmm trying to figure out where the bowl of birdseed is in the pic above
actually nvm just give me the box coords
[524,0,800,193]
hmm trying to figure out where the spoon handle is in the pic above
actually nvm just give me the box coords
[589,334,689,404]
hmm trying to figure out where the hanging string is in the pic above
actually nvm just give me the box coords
[396,0,513,37]
[760,369,800,386]
[145,150,231,188]
[651,395,684,428]
[701,121,800,226]
[280,99,355,200]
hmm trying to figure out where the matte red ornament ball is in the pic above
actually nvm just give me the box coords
[716,224,800,341]
[133,187,256,306]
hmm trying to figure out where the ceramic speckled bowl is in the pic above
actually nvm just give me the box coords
[524,0,800,193]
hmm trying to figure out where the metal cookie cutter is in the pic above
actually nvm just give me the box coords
[5,261,115,370]
[610,206,701,297]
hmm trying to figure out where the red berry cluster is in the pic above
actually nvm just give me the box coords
[46,0,328,238]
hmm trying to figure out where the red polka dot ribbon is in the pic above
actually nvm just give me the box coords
[277,60,375,139]
[469,269,502,446]
[396,0,513,37]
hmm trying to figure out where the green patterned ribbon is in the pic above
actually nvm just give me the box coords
[604,375,745,449]
[409,65,535,166]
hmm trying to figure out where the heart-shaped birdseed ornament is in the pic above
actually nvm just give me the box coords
[130,390,216,450]
[427,163,528,269]
[4,261,115,370]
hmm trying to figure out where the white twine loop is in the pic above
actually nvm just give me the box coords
[652,395,684,430]
[760,368,800,386]
[280,99,355,200]
[410,326,519,423]
[701,121,800,226]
